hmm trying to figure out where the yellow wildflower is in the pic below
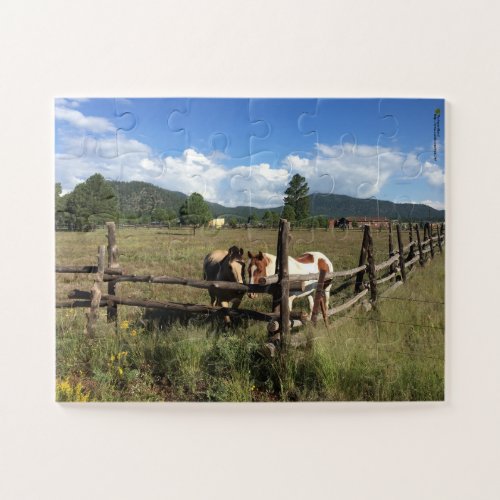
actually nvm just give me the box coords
[120,320,129,330]
[118,367,124,376]
[56,378,90,402]
[110,354,115,362]
[59,379,71,393]
[130,329,137,337]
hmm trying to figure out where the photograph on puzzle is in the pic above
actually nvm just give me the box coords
[55,98,445,402]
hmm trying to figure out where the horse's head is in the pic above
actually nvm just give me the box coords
[225,246,246,285]
[247,251,270,299]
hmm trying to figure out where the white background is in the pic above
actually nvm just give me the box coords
[1,1,499,499]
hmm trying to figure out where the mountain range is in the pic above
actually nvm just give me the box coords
[109,180,445,221]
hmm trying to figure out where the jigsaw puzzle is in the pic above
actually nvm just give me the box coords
[55,98,445,402]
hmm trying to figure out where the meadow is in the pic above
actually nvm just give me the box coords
[56,226,445,402]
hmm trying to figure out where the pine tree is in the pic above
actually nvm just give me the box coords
[64,174,119,231]
[283,174,309,221]
[281,204,296,222]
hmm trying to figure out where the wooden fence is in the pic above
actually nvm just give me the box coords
[56,220,445,353]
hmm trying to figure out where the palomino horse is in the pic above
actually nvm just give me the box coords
[247,251,333,316]
[203,246,246,310]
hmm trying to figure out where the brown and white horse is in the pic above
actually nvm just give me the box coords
[203,246,246,309]
[247,251,333,316]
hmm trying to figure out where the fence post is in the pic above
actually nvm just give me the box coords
[271,222,283,315]
[86,245,105,337]
[388,222,396,275]
[396,224,407,282]
[423,224,428,256]
[437,224,443,253]
[311,268,328,326]
[279,219,291,351]
[355,225,369,292]
[427,223,435,258]
[269,219,284,349]
[415,224,424,266]
[366,225,377,303]
[106,222,120,323]
[408,223,415,260]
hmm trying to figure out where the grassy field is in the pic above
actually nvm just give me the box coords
[56,226,445,402]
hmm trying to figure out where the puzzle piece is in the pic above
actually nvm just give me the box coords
[55,98,139,159]
[113,98,192,154]
[250,98,318,165]
[167,98,270,161]
[55,97,445,400]
[299,99,406,202]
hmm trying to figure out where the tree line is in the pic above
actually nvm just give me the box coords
[56,173,320,231]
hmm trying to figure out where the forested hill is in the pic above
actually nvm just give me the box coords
[109,181,187,217]
[310,193,444,221]
[109,180,444,221]
[109,181,281,220]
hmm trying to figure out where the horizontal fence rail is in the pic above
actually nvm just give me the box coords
[56,265,123,275]
[56,220,445,352]
[66,289,308,323]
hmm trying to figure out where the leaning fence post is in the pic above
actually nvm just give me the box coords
[422,224,428,257]
[86,245,105,337]
[106,222,120,323]
[415,224,424,266]
[388,222,396,276]
[396,224,407,282]
[408,223,415,260]
[427,223,435,258]
[437,224,443,253]
[355,225,369,292]
[366,225,377,303]
[279,219,291,351]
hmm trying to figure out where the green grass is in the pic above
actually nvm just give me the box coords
[56,227,445,402]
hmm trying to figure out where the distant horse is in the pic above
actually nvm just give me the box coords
[246,251,333,316]
[335,217,350,230]
[203,246,246,311]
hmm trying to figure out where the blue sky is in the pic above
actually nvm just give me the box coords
[55,98,445,210]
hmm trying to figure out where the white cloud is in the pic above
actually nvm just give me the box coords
[284,144,406,199]
[315,143,343,158]
[56,141,445,209]
[55,98,89,109]
[55,142,155,192]
[56,146,289,207]
[419,199,445,210]
[140,158,161,172]
[55,105,114,133]
[57,133,151,159]
[422,161,445,186]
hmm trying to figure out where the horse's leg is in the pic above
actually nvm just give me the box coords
[307,293,315,317]
[221,300,231,324]
[324,284,331,308]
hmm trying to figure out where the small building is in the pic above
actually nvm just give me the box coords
[348,216,390,229]
[208,217,225,229]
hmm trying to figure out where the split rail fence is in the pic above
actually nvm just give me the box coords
[56,220,445,352]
